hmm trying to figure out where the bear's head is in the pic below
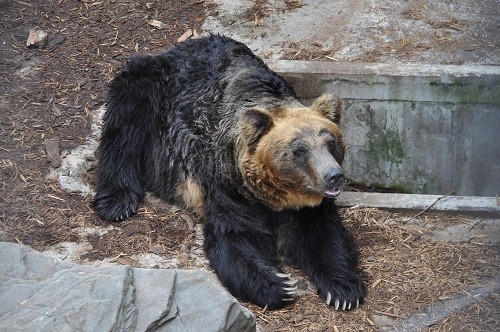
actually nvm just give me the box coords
[238,94,345,211]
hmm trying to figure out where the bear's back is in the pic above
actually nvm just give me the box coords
[160,35,267,94]
[156,35,296,138]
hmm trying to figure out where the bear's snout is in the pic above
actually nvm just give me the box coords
[322,167,344,198]
[324,167,344,186]
[309,150,344,196]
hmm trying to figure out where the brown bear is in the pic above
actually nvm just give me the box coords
[93,35,366,310]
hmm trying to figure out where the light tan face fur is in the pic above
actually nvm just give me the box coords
[239,95,345,211]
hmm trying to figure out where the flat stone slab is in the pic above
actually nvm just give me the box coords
[380,276,500,332]
[0,242,255,332]
[336,191,499,214]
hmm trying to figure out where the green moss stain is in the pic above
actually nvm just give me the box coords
[429,79,500,105]
[387,183,414,194]
[370,182,414,194]
[367,128,405,165]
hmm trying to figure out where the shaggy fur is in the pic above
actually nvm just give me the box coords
[93,35,366,310]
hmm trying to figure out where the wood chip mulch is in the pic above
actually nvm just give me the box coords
[1,1,498,331]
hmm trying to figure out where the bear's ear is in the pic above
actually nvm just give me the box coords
[240,108,274,150]
[311,94,343,124]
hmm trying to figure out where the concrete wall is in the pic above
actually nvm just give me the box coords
[270,61,500,196]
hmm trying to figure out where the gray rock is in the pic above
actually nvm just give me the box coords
[0,242,255,332]
[371,314,394,327]
[26,29,48,48]
[0,242,136,332]
[160,270,256,332]
[48,105,105,196]
[44,137,61,167]
[132,268,177,331]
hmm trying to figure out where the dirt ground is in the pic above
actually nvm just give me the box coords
[1,1,499,331]
[204,0,499,64]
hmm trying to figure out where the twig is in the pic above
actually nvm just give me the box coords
[373,310,406,319]
[468,220,480,231]
[405,190,455,222]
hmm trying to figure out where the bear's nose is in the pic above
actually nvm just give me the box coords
[325,168,344,185]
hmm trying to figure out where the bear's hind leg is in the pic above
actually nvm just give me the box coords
[93,165,144,221]
[93,107,148,221]
[93,55,163,221]
[92,121,147,221]
[204,222,297,309]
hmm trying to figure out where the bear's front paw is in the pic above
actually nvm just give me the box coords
[93,188,141,221]
[239,271,299,310]
[319,279,366,311]
[250,272,299,309]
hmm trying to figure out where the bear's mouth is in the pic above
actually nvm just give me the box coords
[323,188,342,198]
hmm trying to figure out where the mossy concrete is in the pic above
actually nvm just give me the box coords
[270,60,500,196]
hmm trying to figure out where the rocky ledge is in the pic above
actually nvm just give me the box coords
[0,242,255,332]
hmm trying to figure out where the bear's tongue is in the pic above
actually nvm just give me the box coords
[324,188,341,198]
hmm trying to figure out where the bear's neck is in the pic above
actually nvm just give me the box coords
[239,158,287,211]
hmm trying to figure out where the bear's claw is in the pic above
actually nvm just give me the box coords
[284,286,297,292]
[116,212,130,221]
[277,272,299,302]
[276,272,291,278]
[326,292,332,305]
[326,292,361,311]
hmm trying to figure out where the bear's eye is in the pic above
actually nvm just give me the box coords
[293,146,308,159]
[327,139,337,154]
